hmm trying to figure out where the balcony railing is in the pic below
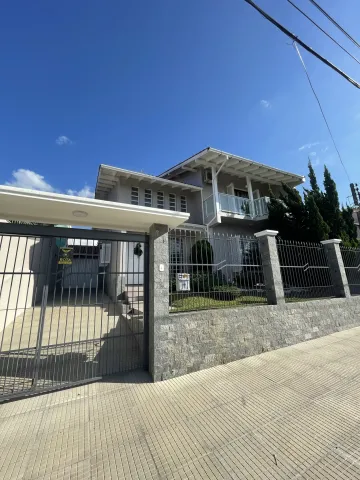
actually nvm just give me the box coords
[203,194,269,222]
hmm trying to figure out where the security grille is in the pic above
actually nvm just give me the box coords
[277,238,335,301]
[169,229,266,312]
[341,245,360,296]
[0,224,148,402]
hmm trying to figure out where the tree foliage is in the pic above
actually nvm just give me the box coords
[190,239,214,272]
[304,193,329,243]
[268,162,358,245]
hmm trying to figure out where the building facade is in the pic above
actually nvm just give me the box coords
[95,147,305,236]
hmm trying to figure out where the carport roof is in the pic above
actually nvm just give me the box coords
[0,186,189,232]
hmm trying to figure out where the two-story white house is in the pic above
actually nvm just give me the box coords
[95,147,305,308]
[95,147,305,235]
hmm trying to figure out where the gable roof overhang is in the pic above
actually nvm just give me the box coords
[96,164,202,200]
[160,147,305,187]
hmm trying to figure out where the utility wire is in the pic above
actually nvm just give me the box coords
[244,0,360,89]
[287,0,360,66]
[309,0,360,50]
[293,42,351,183]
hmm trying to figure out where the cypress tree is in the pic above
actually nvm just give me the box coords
[280,184,308,240]
[267,187,290,236]
[322,166,344,239]
[304,193,329,242]
[308,160,321,196]
[342,205,358,246]
[268,164,358,244]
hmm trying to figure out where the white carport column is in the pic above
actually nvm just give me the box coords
[211,166,222,224]
[148,224,169,381]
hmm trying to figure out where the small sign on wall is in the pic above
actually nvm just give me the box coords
[58,247,73,265]
[176,273,190,292]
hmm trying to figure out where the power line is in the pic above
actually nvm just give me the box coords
[244,0,360,89]
[287,0,360,66]
[308,0,360,50]
[293,42,351,183]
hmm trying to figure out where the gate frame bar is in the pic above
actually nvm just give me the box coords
[0,223,148,244]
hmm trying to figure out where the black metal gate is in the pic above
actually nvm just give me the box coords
[0,224,148,402]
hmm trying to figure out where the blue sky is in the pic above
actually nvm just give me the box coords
[1,0,360,203]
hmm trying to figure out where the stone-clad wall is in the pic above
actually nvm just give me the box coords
[153,297,360,381]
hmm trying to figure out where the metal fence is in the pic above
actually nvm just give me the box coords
[340,246,360,296]
[277,238,335,301]
[169,229,267,312]
[0,223,148,402]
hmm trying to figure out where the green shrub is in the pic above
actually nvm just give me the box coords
[190,240,214,272]
[211,285,241,301]
[191,272,225,293]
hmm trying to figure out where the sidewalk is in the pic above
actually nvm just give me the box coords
[1,326,360,479]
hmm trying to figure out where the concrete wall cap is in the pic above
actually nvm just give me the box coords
[254,230,279,238]
[321,239,342,245]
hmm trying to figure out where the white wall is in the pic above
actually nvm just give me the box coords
[106,240,127,301]
[107,178,203,225]
[0,235,54,333]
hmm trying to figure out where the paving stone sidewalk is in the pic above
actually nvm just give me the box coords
[2,326,360,479]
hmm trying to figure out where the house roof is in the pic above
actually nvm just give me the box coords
[160,147,305,186]
[95,164,202,200]
[0,186,189,232]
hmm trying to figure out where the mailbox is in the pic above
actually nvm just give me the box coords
[176,273,190,292]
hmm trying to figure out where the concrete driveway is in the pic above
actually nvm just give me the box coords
[1,326,360,479]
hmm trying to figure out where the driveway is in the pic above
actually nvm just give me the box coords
[1,326,360,479]
[0,291,144,396]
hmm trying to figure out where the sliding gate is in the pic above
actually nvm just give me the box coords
[0,224,148,402]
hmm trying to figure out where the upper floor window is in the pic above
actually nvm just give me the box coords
[157,191,164,209]
[180,195,187,213]
[169,193,176,211]
[145,189,152,207]
[234,189,249,199]
[131,186,139,205]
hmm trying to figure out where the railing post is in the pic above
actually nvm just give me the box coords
[254,229,285,305]
[148,223,169,381]
[321,239,351,298]
[211,166,222,224]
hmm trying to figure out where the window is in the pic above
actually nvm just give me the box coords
[157,191,164,209]
[169,193,176,211]
[180,196,187,212]
[145,189,152,207]
[131,186,139,205]
[234,189,249,199]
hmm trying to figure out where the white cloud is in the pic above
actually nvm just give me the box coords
[260,99,271,108]
[321,146,329,153]
[298,142,320,151]
[6,169,55,192]
[5,169,94,198]
[67,185,94,198]
[56,135,73,146]
[309,151,316,156]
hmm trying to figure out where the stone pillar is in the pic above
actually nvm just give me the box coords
[254,229,285,305]
[148,224,169,381]
[321,239,350,298]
